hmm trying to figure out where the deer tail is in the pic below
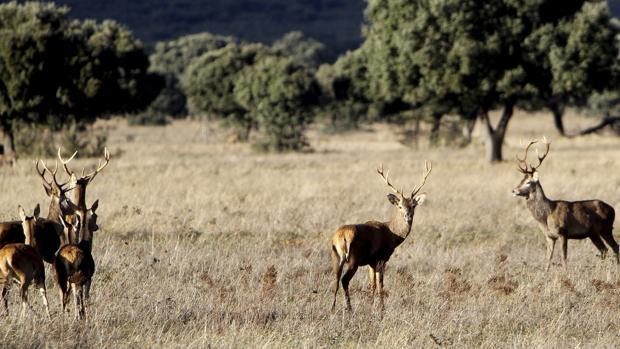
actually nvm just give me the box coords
[333,236,350,264]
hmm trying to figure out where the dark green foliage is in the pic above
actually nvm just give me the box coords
[0,2,160,158]
[234,56,320,151]
[361,0,619,161]
[315,48,373,131]
[148,32,237,117]
[183,43,271,139]
[272,31,329,70]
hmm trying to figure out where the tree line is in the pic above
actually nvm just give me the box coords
[2,1,620,162]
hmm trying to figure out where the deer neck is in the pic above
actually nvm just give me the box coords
[78,223,93,253]
[71,184,87,209]
[387,215,412,246]
[526,181,554,224]
[47,197,63,222]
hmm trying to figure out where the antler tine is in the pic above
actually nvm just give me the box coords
[83,147,110,183]
[532,136,550,171]
[377,164,403,197]
[33,159,52,189]
[411,160,432,198]
[516,139,537,163]
[515,139,538,174]
[40,159,65,188]
[58,147,77,176]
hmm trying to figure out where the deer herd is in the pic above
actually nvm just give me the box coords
[0,136,615,319]
[331,137,620,312]
[0,148,108,320]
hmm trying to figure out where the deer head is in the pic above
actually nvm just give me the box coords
[34,158,73,199]
[60,199,99,245]
[58,147,109,209]
[513,136,550,199]
[18,204,40,246]
[377,161,431,225]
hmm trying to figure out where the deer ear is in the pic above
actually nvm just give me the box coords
[532,171,539,182]
[18,205,26,221]
[414,194,426,205]
[43,185,53,197]
[91,199,99,213]
[70,173,77,184]
[33,204,40,220]
[387,193,400,205]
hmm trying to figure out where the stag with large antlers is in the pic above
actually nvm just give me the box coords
[331,162,431,312]
[58,147,109,213]
[513,137,618,271]
[0,160,73,263]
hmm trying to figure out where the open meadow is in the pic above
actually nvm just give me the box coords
[1,111,620,348]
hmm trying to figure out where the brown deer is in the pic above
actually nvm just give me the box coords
[0,205,51,319]
[512,137,618,271]
[331,162,431,311]
[0,160,73,263]
[55,201,98,320]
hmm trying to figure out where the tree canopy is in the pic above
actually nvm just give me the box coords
[0,1,161,158]
[360,0,619,162]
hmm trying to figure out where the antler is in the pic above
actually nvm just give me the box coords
[82,147,110,183]
[58,147,110,184]
[516,137,550,173]
[34,158,70,192]
[411,160,432,198]
[34,160,52,191]
[377,164,404,198]
[58,147,78,177]
[532,136,550,170]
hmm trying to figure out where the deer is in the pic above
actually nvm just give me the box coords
[330,162,431,312]
[512,137,618,271]
[57,147,107,301]
[0,160,74,264]
[0,205,51,319]
[55,200,98,320]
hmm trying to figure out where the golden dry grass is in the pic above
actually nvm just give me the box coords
[1,111,620,348]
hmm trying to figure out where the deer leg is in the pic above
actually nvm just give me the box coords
[84,279,92,300]
[545,237,556,272]
[72,284,80,320]
[341,265,358,311]
[559,235,568,269]
[38,287,51,320]
[376,262,385,313]
[77,286,85,320]
[2,277,9,316]
[368,265,376,302]
[589,234,608,260]
[601,231,620,264]
[331,249,344,312]
[19,282,29,319]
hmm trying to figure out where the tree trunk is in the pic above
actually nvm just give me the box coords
[568,114,620,137]
[0,121,16,164]
[461,117,476,145]
[429,113,443,147]
[550,102,566,137]
[481,103,514,163]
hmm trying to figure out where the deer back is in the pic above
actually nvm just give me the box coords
[552,199,614,233]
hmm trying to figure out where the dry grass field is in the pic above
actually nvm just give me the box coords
[0,110,620,348]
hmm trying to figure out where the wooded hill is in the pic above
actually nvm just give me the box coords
[55,0,365,57]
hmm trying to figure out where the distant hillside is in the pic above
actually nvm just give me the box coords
[53,0,365,58]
